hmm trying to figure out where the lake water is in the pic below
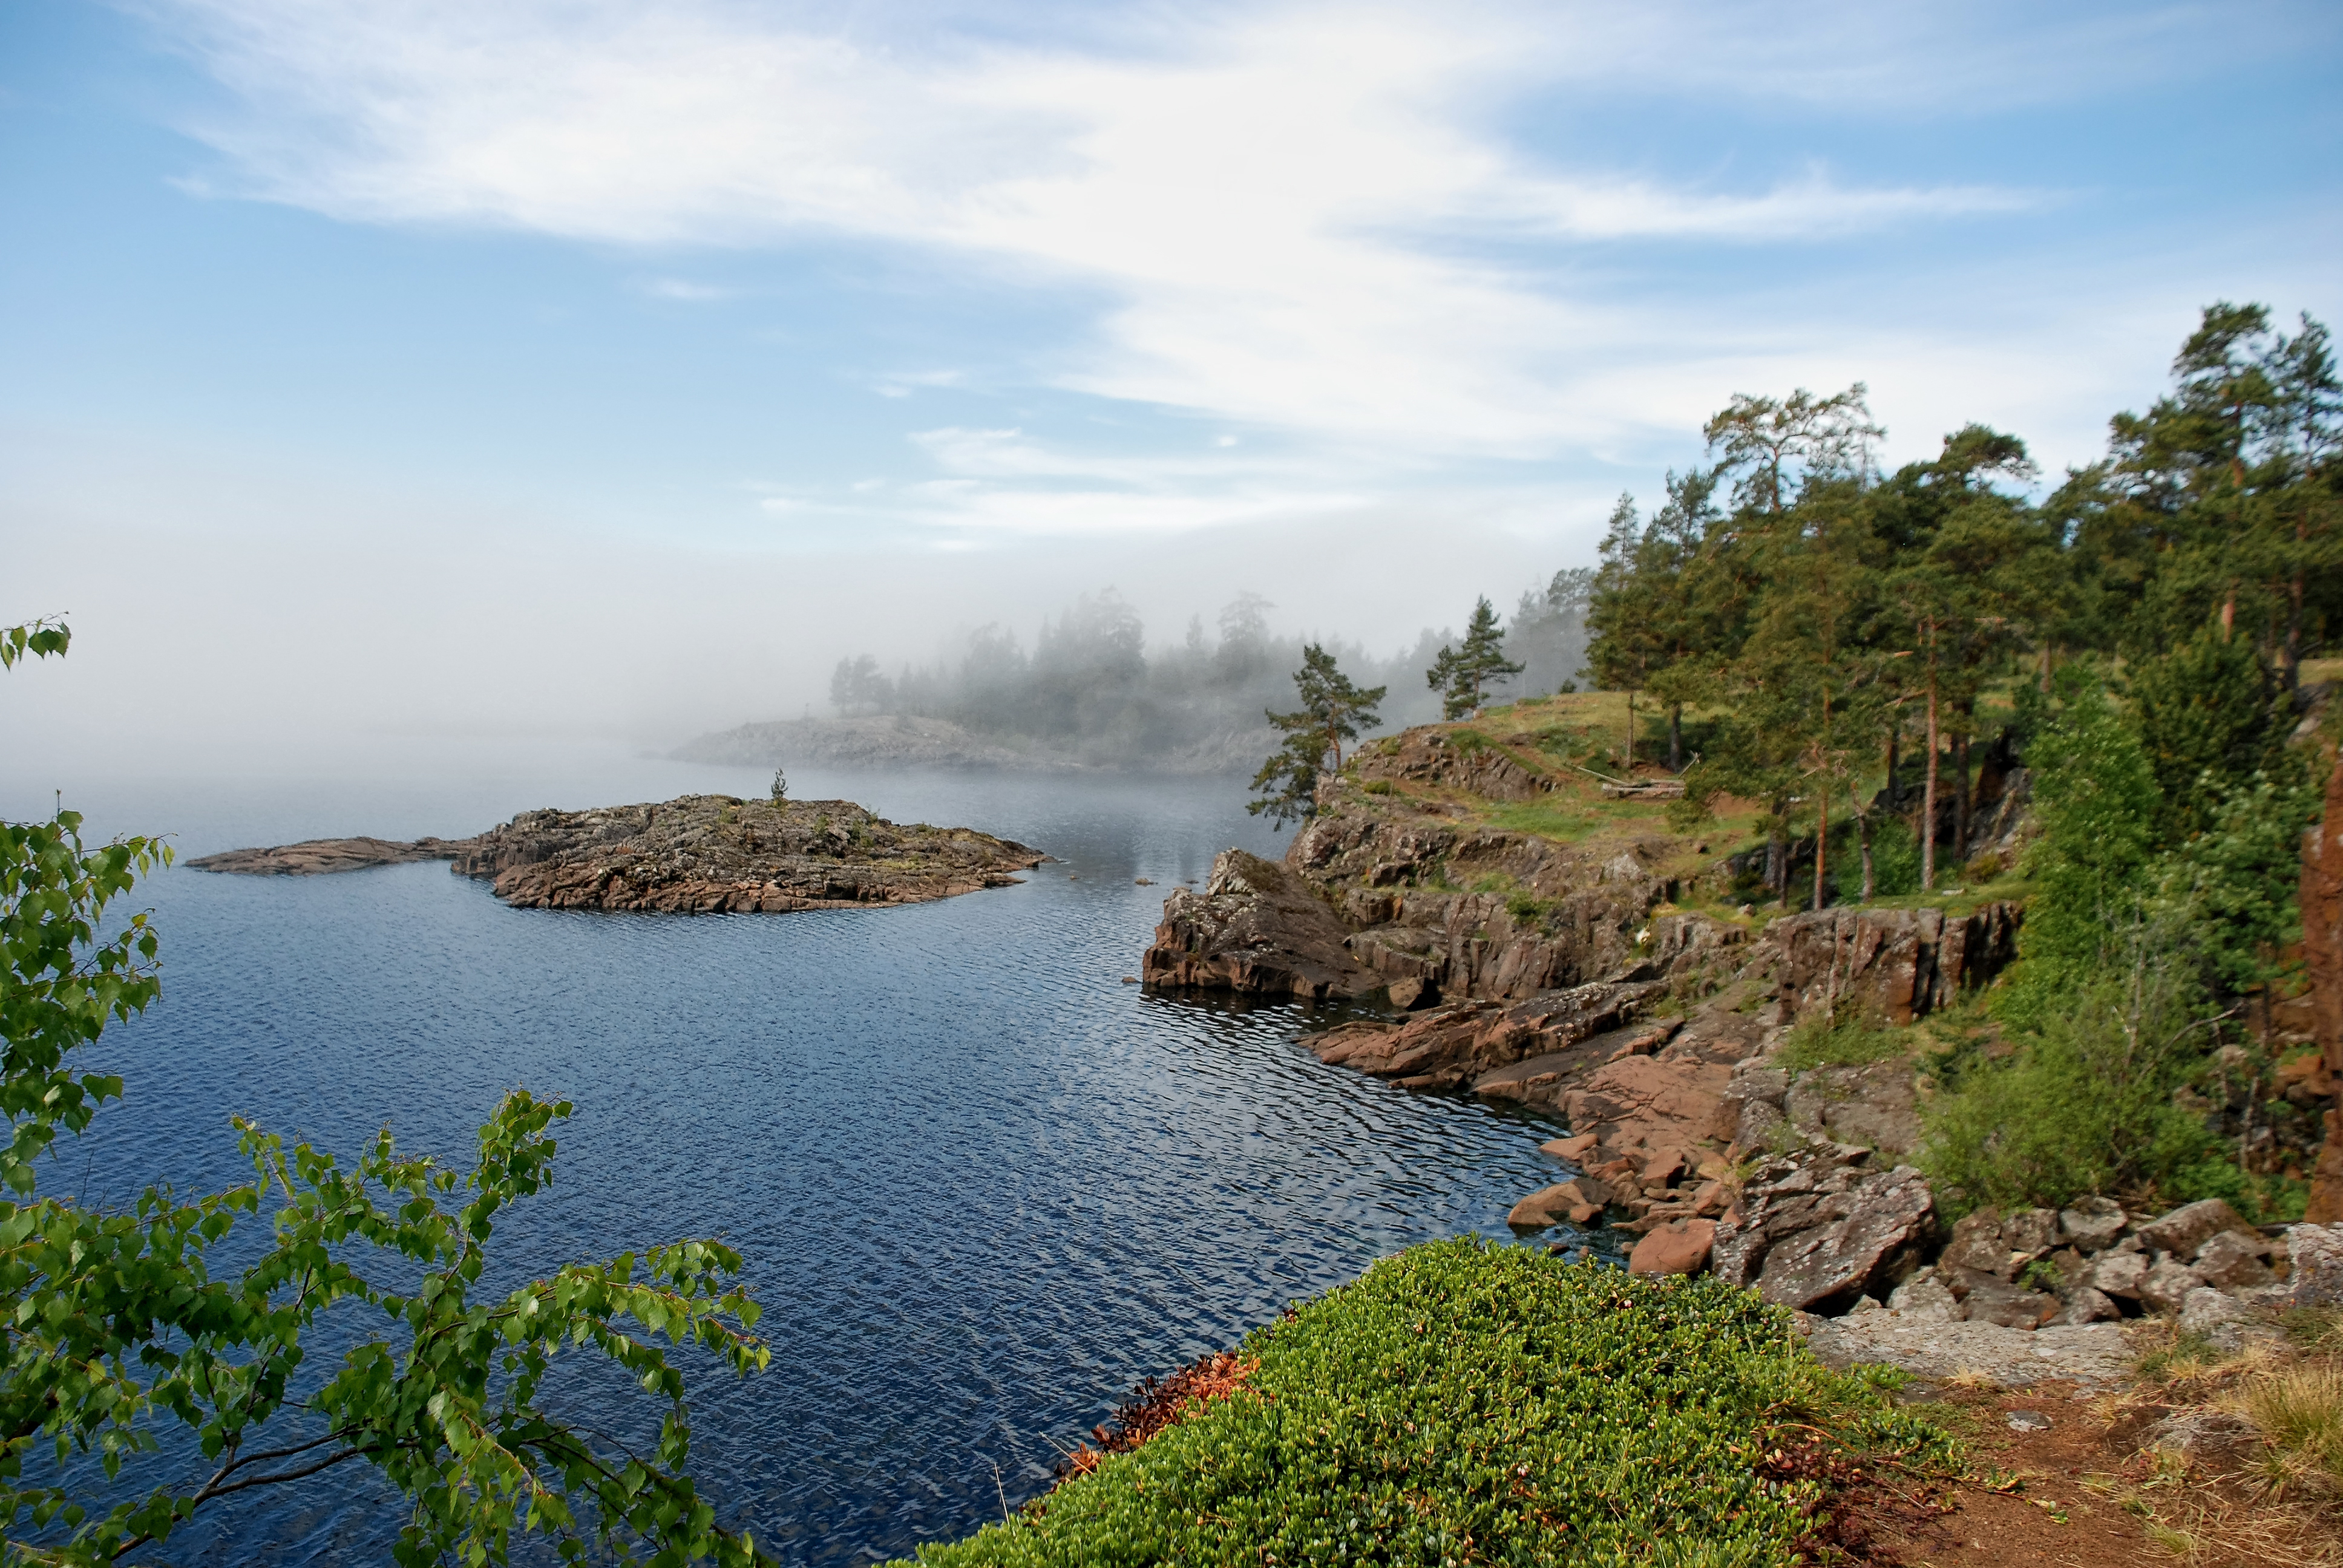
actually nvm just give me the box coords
[10,748,1604,1564]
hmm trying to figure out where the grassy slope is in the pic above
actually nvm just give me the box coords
[905,1238,1953,1567]
[1392,693,2039,920]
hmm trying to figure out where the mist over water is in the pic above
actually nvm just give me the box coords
[11,750,1612,1565]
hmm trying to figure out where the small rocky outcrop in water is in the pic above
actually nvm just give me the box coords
[1140,851,1381,999]
[190,795,1044,913]
[185,836,477,875]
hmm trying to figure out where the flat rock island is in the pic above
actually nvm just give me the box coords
[188,795,1046,913]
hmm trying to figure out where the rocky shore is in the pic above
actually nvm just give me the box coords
[189,795,1046,912]
[1137,698,2343,1383]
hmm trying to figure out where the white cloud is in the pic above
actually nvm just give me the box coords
[148,1,2074,460]
[133,0,2338,548]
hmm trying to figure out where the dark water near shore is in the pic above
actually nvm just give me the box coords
[8,751,1606,1564]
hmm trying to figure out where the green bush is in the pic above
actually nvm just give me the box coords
[1863,815,1921,898]
[1775,1014,1907,1074]
[1919,929,2236,1218]
[906,1238,1956,1566]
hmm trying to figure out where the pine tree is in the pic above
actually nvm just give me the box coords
[1250,644,1387,827]
[1425,597,1523,720]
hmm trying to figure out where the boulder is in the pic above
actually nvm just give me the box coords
[2287,1223,2343,1306]
[2134,1199,2256,1259]
[2178,1286,2282,1356]
[1783,1059,1924,1154]
[1939,1210,2019,1279]
[2053,1287,2121,1325]
[2192,1229,2275,1290]
[2003,1207,2060,1258]
[2091,1250,2150,1299]
[1142,851,1383,999]
[1506,1183,1602,1229]
[1887,1271,1962,1323]
[2058,1197,2127,1252]
[1715,1157,1937,1313]
[1628,1218,1717,1276]
[2140,1258,2207,1316]
[1955,1275,2061,1330]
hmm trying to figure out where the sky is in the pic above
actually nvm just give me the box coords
[3,0,2339,768]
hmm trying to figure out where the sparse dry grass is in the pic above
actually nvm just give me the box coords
[2086,1313,2343,1565]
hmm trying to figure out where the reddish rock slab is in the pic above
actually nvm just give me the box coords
[1629,1218,1716,1276]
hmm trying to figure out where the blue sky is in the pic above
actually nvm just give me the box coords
[4,0,2338,757]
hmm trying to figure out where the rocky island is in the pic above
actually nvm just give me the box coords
[188,795,1046,912]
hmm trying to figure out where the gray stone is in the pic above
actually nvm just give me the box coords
[1797,1315,2134,1389]
[2145,1408,2255,1458]
[2191,1230,2274,1290]
[2135,1199,2255,1260]
[2091,1250,2149,1299]
[1732,1097,1790,1154]
[2140,1258,2207,1316]
[2287,1224,2343,1307]
[1887,1271,1964,1323]
[2177,1287,2246,1335]
[1958,1275,2061,1330]
[1940,1209,2015,1278]
[2003,1207,2060,1258]
[2052,1287,2120,1325]
[2178,1287,2283,1357]
[2057,1197,2127,1252]
[1749,1164,1936,1312]
[1783,1060,1924,1155]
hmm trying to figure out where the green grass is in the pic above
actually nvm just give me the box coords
[903,1238,1958,1567]
[1480,797,1670,845]
[1774,1014,1912,1075]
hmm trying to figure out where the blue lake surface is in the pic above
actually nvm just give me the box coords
[11,753,1604,1564]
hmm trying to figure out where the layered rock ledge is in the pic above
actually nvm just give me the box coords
[189,795,1044,913]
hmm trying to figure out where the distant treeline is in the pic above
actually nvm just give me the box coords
[1581,300,2338,903]
[822,576,1593,768]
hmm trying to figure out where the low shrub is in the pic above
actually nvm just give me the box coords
[906,1238,1956,1566]
[1862,815,1921,898]
[1919,939,2233,1217]
[1775,1014,1907,1075]
[1361,779,1395,795]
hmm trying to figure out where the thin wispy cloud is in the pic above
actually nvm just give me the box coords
[137,0,2335,543]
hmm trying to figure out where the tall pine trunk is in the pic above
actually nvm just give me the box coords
[1668,704,1683,772]
[1885,727,1900,811]
[1921,675,1940,893]
[1812,691,1832,911]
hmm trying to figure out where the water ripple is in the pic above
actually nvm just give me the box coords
[38,768,1617,1565]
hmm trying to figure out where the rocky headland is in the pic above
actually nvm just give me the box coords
[188,795,1045,912]
[1142,694,2342,1383]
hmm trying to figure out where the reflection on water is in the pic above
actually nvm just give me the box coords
[29,758,1612,1564]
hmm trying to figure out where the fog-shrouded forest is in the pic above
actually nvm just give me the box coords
[768,572,1594,771]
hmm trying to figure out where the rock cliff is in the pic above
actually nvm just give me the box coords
[1144,696,2040,1322]
[191,795,1044,913]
